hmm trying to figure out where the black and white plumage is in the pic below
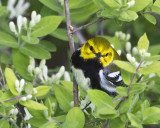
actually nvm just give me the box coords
[71,49,127,97]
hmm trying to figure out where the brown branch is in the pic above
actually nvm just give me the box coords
[15,105,28,128]
[0,65,6,91]
[71,18,108,34]
[64,0,79,107]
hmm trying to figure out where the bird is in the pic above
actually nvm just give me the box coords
[71,37,127,97]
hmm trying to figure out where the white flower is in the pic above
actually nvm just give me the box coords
[127,0,135,8]
[9,22,18,34]
[39,59,46,69]
[132,47,138,55]
[64,71,71,81]
[34,67,41,75]
[126,34,131,41]
[35,14,41,23]
[7,0,30,19]
[70,101,74,107]
[15,79,19,88]
[20,79,25,87]
[126,42,131,53]
[126,53,132,61]
[21,97,27,102]
[144,52,151,57]
[28,65,33,74]
[24,107,33,120]
[22,17,27,28]
[59,66,65,75]
[33,88,38,94]
[26,95,32,100]
[117,50,121,56]
[29,20,35,28]
[31,11,37,21]
[17,15,23,33]
[29,57,35,68]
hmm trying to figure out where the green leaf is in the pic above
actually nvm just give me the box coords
[127,113,142,128]
[50,28,78,43]
[12,49,33,81]
[39,40,56,52]
[139,61,160,74]
[113,60,136,73]
[0,6,6,17]
[109,118,126,128]
[45,97,52,117]
[20,100,47,110]
[152,0,160,14]
[32,15,63,37]
[54,85,73,112]
[53,115,66,123]
[0,53,12,64]
[119,10,138,22]
[27,118,48,127]
[0,31,18,48]
[27,108,45,119]
[0,120,9,128]
[145,55,160,61]
[66,107,85,128]
[34,86,51,97]
[121,69,133,85]
[20,44,51,59]
[119,97,132,113]
[1,90,18,106]
[130,84,145,94]
[129,0,152,12]
[98,8,119,19]
[60,121,79,128]
[39,122,57,128]
[144,14,156,25]
[108,36,121,50]
[39,0,63,13]
[5,68,18,96]
[22,36,39,44]
[103,0,120,8]
[87,90,115,109]
[143,107,160,124]
[138,33,149,51]
[116,87,128,96]
[24,82,33,94]
[149,44,160,55]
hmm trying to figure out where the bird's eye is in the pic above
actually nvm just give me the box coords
[90,46,93,51]
[106,53,109,56]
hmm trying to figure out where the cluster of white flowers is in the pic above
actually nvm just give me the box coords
[7,0,30,19]
[8,108,18,117]
[28,57,71,84]
[9,11,41,36]
[125,40,152,68]
[115,31,131,41]
[15,79,25,95]
[24,107,32,128]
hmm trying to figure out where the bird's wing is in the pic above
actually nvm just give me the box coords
[103,63,127,87]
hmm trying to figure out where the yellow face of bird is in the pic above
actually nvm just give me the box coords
[80,37,114,67]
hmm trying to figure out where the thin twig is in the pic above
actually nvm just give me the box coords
[136,75,144,83]
[64,0,79,107]
[0,65,6,91]
[4,95,27,102]
[15,105,28,128]
[71,18,108,33]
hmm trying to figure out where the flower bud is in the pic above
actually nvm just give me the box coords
[22,17,27,28]
[39,59,46,69]
[28,65,33,74]
[132,47,138,55]
[64,71,71,81]
[59,66,65,75]
[30,57,35,68]
[17,15,23,33]
[20,79,25,87]
[70,101,74,107]
[144,52,151,57]
[126,53,132,62]
[117,50,121,56]
[115,32,119,37]
[13,108,18,115]
[35,14,41,23]
[33,88,38,94]
[126,42,131,53]
[34,67,41,75]
[126,33,131,41]
[31,11,37,21]
[26,95,32,99]
[21,97,27,102]
[111,44,114,48]
[127,0,135,8]
[131,57,136,63]
[29,20,35,28]
[56,73,62,80]
[9,22,17,34]
[15,80,19,88]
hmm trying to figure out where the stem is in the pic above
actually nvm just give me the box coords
[71,18,108,33]
[48,118,61,125]
[0,65,6,91]
[64,0,79,107]
[4,95,27,102]
[15,105,28,128]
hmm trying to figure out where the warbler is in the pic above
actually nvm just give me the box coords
[71,37,127,96]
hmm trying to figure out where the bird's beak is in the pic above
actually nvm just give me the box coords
[95,52,102,58]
